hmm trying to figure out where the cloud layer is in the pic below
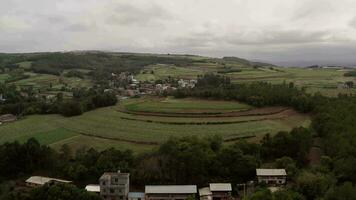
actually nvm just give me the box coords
[1,0,356,65]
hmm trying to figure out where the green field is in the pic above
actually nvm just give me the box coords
[0,98,310,153]
[122,97,252,113]
[136,64,356,96]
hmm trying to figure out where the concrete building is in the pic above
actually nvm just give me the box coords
[209,183,232,200]
[99,171,130,200]
[25,176,71,187]
[145,185,197,200]
[128,192,145,200]
[256,169,287,185]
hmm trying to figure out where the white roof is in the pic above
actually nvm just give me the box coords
[85,184,100,193]
[145,185,197,194]
[256,169,287,176]
[26,176,71,185]
[209,183,232,192]
[199,187,212,196]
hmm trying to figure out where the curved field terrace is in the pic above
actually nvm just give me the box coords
[0,97,310,153]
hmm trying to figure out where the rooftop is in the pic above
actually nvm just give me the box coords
[199,187,212,196]
[145,185,197,194]
[256,169,287,176]
[209,183,232,192]
[85,184,100,193]
[26,176,71,185]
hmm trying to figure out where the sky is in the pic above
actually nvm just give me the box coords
[1,0,356,66]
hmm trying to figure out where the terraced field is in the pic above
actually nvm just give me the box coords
[0,97,310,153]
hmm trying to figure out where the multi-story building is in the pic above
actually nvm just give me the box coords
[99,170,130,200]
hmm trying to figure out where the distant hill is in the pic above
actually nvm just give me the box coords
[223,56,276,67]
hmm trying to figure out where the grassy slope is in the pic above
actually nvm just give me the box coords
[0,102,310,153]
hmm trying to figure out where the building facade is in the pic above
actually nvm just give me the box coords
[256,169,287,185]
[99,171,130,200]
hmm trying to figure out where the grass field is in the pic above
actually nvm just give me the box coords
[122,97,252,113]
[0,97,310,153]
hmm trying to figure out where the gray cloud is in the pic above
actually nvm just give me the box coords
[1,0,356,65]
[107,2,173,26]
[349,17,356,29]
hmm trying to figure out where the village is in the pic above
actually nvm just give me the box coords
[25,168,287,200]
[109,72,197,98]
[0,72,197,125]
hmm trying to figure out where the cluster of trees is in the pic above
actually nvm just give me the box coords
[170,73,356,199]
[0,126,313,199]
[344,71,356,77]
[0,84,117,117]
[173,74,314,113]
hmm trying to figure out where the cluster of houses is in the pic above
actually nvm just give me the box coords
[111,72,197,98]
[25,168,287,200]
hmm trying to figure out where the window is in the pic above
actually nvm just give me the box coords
[102,181,106,185]
[110,188,115,193]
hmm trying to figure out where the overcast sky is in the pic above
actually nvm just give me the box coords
[1,0,356,65]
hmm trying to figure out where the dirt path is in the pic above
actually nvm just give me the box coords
[308,137,323,165]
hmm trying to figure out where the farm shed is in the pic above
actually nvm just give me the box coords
[25,176,71,187]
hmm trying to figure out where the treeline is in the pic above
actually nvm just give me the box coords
[0,127,312,199]
[173,74,314,113]
[0,84,117,117]
[171,74,356,199]
[1,52,200,76]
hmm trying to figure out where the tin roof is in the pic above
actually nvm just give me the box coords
[85,184,100,193]
[209,183,232,192]
[25,176,71,185]
[145,185,197,194]
[256,169,287,176]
